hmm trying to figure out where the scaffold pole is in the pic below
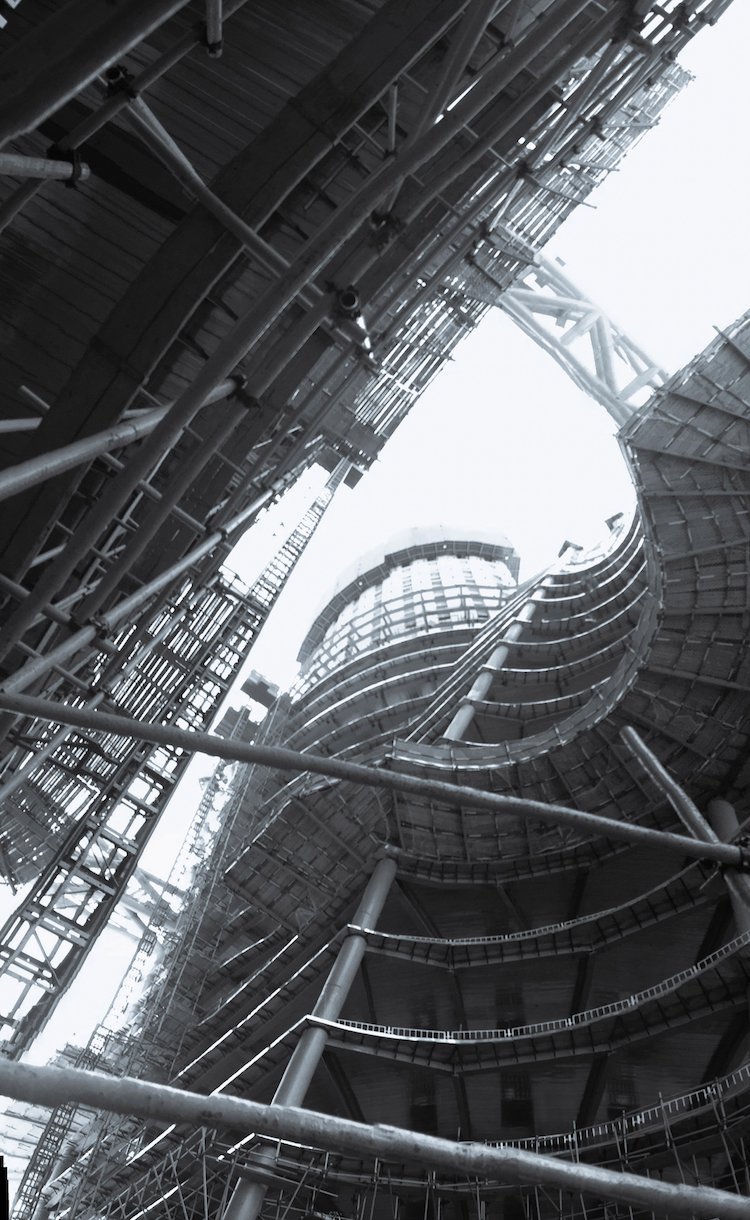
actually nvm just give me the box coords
[0,1060,747,1220]
[0,693,747,870]
[621,726,750,927]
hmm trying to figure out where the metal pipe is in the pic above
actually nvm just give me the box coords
[386,0,499,209]
[0,418,41,434]
[620,727,750,922]
[0,377,242,664]
[0,409,156,501]
[72,398,250,621]
[127,98,288,277]
[620,726,722,843]
[0,0,191,148]
[0,693,746,870]
[443,592,544,741]
[0,152,91,181]
[0,572,209,807]
[0,480,282,698]
[0,0,252,237]
[707,798,750,935]
[0,1061,746,1219]
[0,0,591,672]
[0,573,71,628]
[225,854,398,1220]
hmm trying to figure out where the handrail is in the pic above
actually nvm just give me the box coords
[349,859,710,952]
[493,1060,750,1154]
[317,927,750,1044]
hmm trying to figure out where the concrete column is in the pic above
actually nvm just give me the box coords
[223,851,398,1220]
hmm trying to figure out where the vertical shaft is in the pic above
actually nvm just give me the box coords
[223,852,398,1220]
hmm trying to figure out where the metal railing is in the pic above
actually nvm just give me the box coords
[320,928,750,1044]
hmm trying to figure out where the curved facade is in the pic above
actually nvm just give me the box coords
[288,530,519,759]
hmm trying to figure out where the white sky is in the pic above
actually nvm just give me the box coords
[11,0,750,1090]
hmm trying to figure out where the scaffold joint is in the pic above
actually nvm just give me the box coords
[46,144,85,189]
[89,614,114,643]
[369,210,401,248]
[104,64,138,100]
[736,841,750,872]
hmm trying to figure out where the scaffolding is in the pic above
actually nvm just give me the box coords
[0,0,745,1215]
[0,468,344,1061]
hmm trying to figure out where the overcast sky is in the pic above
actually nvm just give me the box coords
[19,0,750,1070]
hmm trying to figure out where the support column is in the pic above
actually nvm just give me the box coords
[620,727,750,931]
[223,851,398,1220]
[443,588,545,742]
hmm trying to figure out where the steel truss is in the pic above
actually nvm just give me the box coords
[462,234,667,425]
[0,469,343,1059]
[8,749,238,1220]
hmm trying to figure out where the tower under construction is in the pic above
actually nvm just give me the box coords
[1,3,749,1220]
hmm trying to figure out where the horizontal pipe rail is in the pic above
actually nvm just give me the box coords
[0,152,91,181]
[0,1061,747,1219]
[0,693,746,870]
[0,376,239,504]
[349,860,708,956]
[505,1061,750,1156]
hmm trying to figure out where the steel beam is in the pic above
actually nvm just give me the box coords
[0,694,747,870]
[0,1061,747,1219]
